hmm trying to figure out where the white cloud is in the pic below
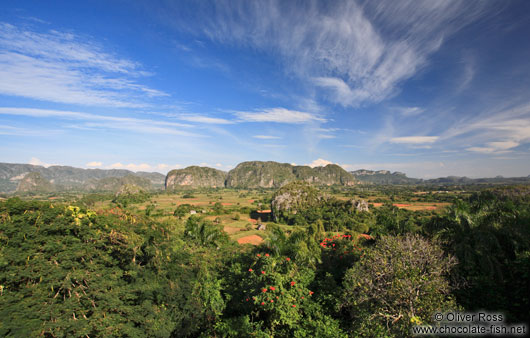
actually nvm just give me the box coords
[108,162,152,171]
[466,140,520,154]
[317,134,336,139]
[253,135,281,140]
[441,103,530,154]
[307,158,334,168]
[234,108,326,124]
[157,164,169,170]
[0,107,202,137]
[390,136,439,144]
[488,141,520,150]
[29,157,54,167]
[0,23,166,107]
[86,161,103,167]
[398,107,425,117]
[109,162,124,169]
[0,124,62,136]
[169,1,492,106]
[178,114,234,124]
[313,77,361,106]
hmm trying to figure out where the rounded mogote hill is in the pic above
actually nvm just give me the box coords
[165,166,227,189]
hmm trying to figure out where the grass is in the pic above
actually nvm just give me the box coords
[83,187,455,245]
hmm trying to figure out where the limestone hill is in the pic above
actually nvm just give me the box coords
[165,166,227,189]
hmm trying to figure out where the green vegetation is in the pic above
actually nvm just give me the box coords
[226,161,355,188]
[0,162,165,193]
[1,183,528,337]
[165,166,227,189]
[16,172,55,193]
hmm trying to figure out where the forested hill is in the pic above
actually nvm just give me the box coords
[0,162,165,193]
[165,161,357,189]
[352,169,530,185]
[225,161,356,188]
[2,162,529,193]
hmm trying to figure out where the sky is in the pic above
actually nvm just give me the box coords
[0,0,529,178]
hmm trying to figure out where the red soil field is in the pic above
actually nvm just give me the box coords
[237,235,263,245]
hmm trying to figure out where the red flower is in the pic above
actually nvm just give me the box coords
[261,302,265,305]
[246,298,249,301]
[265,253,269,257]
[286,257,291,261]
[290,281,295,286]
[309,291,314,295]
[262,288,267,293]
[301,296,304,299]
[270,286,276,291]
[249,268,253,272]
[276,296,279,299]
[270,299,274,303]
[261,271,266,274]
[292,304,296,308]
[257,254,261,257]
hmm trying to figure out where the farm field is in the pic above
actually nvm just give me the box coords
[86,186,455,245]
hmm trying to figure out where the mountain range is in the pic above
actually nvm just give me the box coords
[0,162,529,194]
[351,169,530,185]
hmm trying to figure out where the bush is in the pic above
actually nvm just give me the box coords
[341,234,458,337]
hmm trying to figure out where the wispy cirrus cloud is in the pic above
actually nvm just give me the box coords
[163,0,494,107]
[178,114,234,124]
[234,108,326,124]
[441,102,530,154]
[176,108,324,125]
[253,135,281,140]
[390,136,439,144]
[398,107,425,117]
[0,107,202,137]
[0,23,167,107]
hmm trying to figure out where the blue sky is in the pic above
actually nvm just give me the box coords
[0,0,529,178]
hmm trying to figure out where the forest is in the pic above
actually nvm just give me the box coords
[0,184,529,337]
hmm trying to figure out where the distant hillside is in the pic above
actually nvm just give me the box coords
[16,172,55,193]
[0,162,165,193]
[1,162,527,193]
[165,166,227,189]
[87,175,152,192]
[225,161,356,188]
[351,169,421,184]
[351,169,530,185]
[226,161,295,188]
[424,175,530,185]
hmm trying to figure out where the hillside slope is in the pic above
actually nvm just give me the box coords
[0,162,165,192]
[226,161,356,188]
[165,166,227,189]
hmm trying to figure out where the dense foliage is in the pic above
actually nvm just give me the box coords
[1,185,529,337]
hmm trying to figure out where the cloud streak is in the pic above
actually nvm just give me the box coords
[178,114,234,124]
[234,108,326,124]
[164,0,493,106]
[0,107,202,137]
[390,136,439,144]
[0,23,167,107]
